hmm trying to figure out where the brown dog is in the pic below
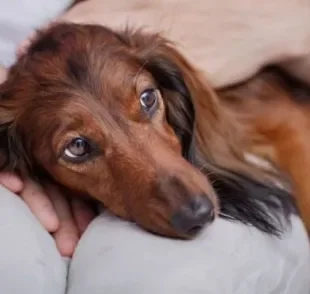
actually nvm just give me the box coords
[0,23,297,238]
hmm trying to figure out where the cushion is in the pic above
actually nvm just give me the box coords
[68,212,310,294]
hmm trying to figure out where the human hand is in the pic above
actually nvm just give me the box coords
[0,172,96,257]
[0,65,7,82]
[16,0,310,89]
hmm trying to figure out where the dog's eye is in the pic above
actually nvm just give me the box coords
[64,137,92,160]
[140,89,158,113]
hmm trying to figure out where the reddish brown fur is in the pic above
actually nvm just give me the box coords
[219,70,310,232]
[0,24,220,238]
[0,23,302,237]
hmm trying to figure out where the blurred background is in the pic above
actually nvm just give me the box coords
[0,0,71,66]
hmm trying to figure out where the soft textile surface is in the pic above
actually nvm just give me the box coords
[0,185,67,294]
[1,182,309,294]
[68,212,310,294]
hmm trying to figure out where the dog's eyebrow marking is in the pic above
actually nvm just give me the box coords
[29,32,60,54]
[66,55,89,86]
[29,27,76,55]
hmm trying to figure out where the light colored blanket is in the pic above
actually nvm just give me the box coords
[68,212,310,294]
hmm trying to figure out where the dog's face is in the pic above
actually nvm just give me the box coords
[0,24,219,238]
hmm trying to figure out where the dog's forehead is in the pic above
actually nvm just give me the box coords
[25,24,146,104]
[29,24,121,55]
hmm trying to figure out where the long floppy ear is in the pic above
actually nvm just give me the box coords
[118,28,296,236]
[117,28,245,165]
[0,75,33,177]
[116,28,221,157]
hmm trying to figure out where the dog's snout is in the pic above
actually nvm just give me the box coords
[170,195,214,236]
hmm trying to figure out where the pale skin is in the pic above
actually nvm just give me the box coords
[2,0,310,257]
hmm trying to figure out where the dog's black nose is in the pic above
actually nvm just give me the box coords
[170,196,214,236]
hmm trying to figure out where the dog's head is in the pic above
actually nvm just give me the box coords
[0,24,294,238]
[0,24,221,238]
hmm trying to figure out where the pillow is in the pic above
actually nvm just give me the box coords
[68,212,310,294]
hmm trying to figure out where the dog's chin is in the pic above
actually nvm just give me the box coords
[151,224,210,240]
[137,217,216,240]
[179,223,212,239]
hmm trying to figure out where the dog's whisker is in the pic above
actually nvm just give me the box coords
[218,212,233,219]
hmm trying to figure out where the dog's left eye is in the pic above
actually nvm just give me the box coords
[63,137,92,162]
[140,89,158,113]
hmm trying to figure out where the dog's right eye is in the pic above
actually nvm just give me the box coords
[63,137,93,162]
[140,88,159,115]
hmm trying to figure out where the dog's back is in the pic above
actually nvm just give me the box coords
[219,67,310,232]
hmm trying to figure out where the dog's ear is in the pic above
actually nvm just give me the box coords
[118,28,295,236]
[117,28,224,159]
[0,76,32,176]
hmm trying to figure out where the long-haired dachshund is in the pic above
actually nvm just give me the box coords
[0,23,304,238]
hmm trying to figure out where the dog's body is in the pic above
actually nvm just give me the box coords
[219,68,310,231]
[0,23,306,238]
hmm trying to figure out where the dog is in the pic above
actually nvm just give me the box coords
[0,23,299,238]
